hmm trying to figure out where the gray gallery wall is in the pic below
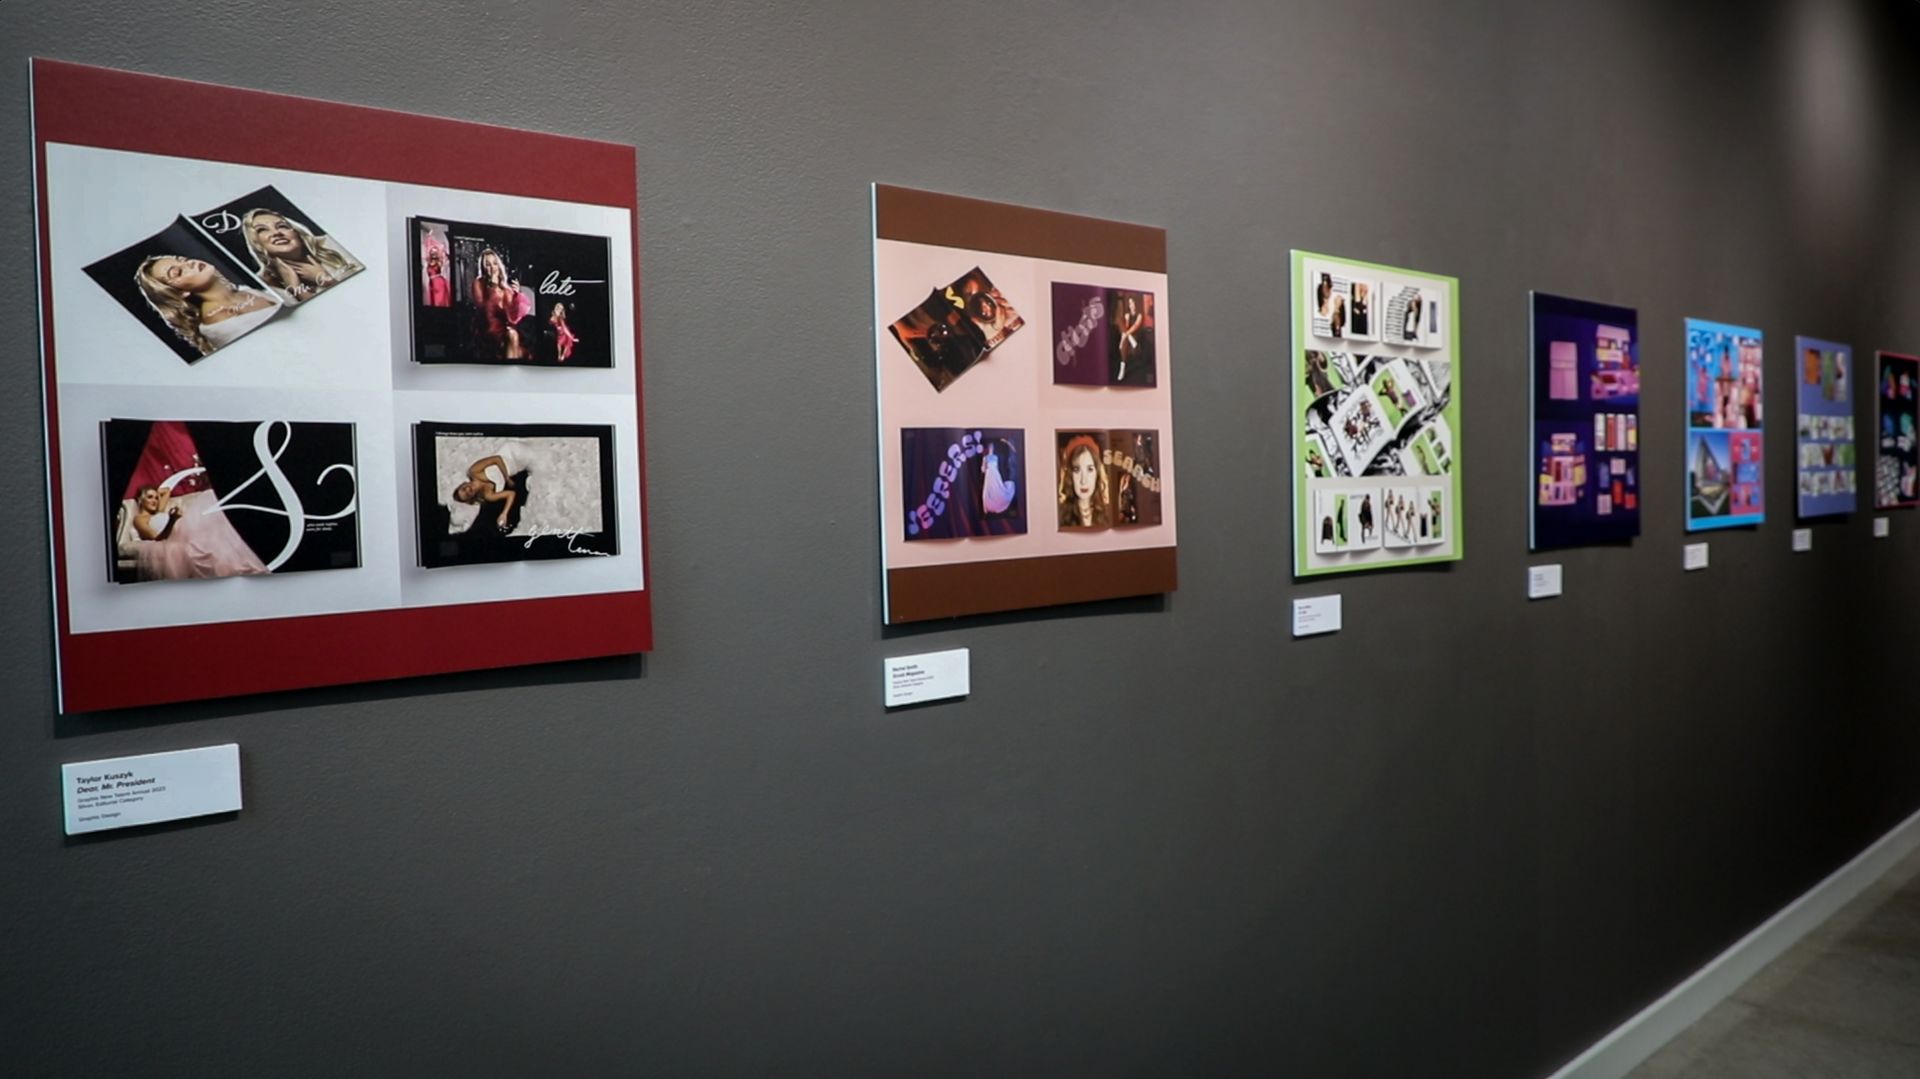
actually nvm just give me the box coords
[3,1,1919,1076]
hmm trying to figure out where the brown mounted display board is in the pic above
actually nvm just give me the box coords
[871,184,1176,623]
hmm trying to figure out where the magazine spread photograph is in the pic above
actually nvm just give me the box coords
[409,217,614,367]
[100,419,360,584]
[901,427,1027,540]
[414,421,620,566]
[887,267,1025,392]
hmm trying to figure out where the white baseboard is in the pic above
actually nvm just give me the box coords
[1542,805,1920,1079]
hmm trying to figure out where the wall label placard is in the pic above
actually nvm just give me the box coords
[1875,517,1891,538]
[1792,528,1812,552]
[1684,542,1710,571]
[1527,564,1564,599]
[1292,594,1343,637]
[884,648,970,707]
[62,744,241,836]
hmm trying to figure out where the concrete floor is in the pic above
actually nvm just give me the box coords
[1625,844,1920,1079]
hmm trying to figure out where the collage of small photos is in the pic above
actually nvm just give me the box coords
[1293,252,1461,575]
[1530,293,1640,549]
[45,140,643,647]
[1876,351,1920,510]
[1684,319,1766,531]
[1796,336,1856,518]
[872,186,1175,623]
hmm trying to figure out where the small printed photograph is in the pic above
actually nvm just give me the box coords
[1057,430,1112,530]
[1687,323,1764,430]
[1303,349,1355,402]
[1107,289,1156,386]
[1313,488,1351,552]
[891,289,987,391]
[1368,358,1425,432]
[1803,342,1850,403]
[1404,417,1453,476]
[1385,283,1443,348]
[83,218,284,363]
[418,220,453,308]
[1303,431,1335,479]
[1309,271,1351,340]
[1326,385,1393,474]
[1423,488,1447,544]
[1537,430,1588,508]
[414,422,618,567]
[1592,325,1638,399]
[949,267,1025,350]
[1347,488,1383,549]
[1314,486,1381,552]
[1547,340,1580,401]
[1107,429,1163,527]
[1689,429,1733,520]
[409,217,614,367]
[1049,283,1157,387]
[1381,484,1443,548]
[900,427,1026,540]
[1728,431,1764,516]
[193,185,363,307]
[1347,280,1379,342]
[101,419,359,584]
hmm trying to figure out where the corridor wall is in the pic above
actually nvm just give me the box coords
[3,2,1919,1075]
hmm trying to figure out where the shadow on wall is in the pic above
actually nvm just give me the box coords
[50,652,647,738]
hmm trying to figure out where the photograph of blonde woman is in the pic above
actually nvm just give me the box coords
[86,218,284,362]
[408,216,614,367]
[134,253,280,356]
[193,185,363,306]
[241,208,362,303]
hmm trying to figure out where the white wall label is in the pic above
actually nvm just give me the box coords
[1875,517,1891,538]
[884,648,969,707]
[1292,594,1343,637]
[1527,564,1564,599]
[1792,528,1812,552]
[62,744,241,836]
[1683,542,1710,571]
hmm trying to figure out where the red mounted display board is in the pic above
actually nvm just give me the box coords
[32,59,652,712]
